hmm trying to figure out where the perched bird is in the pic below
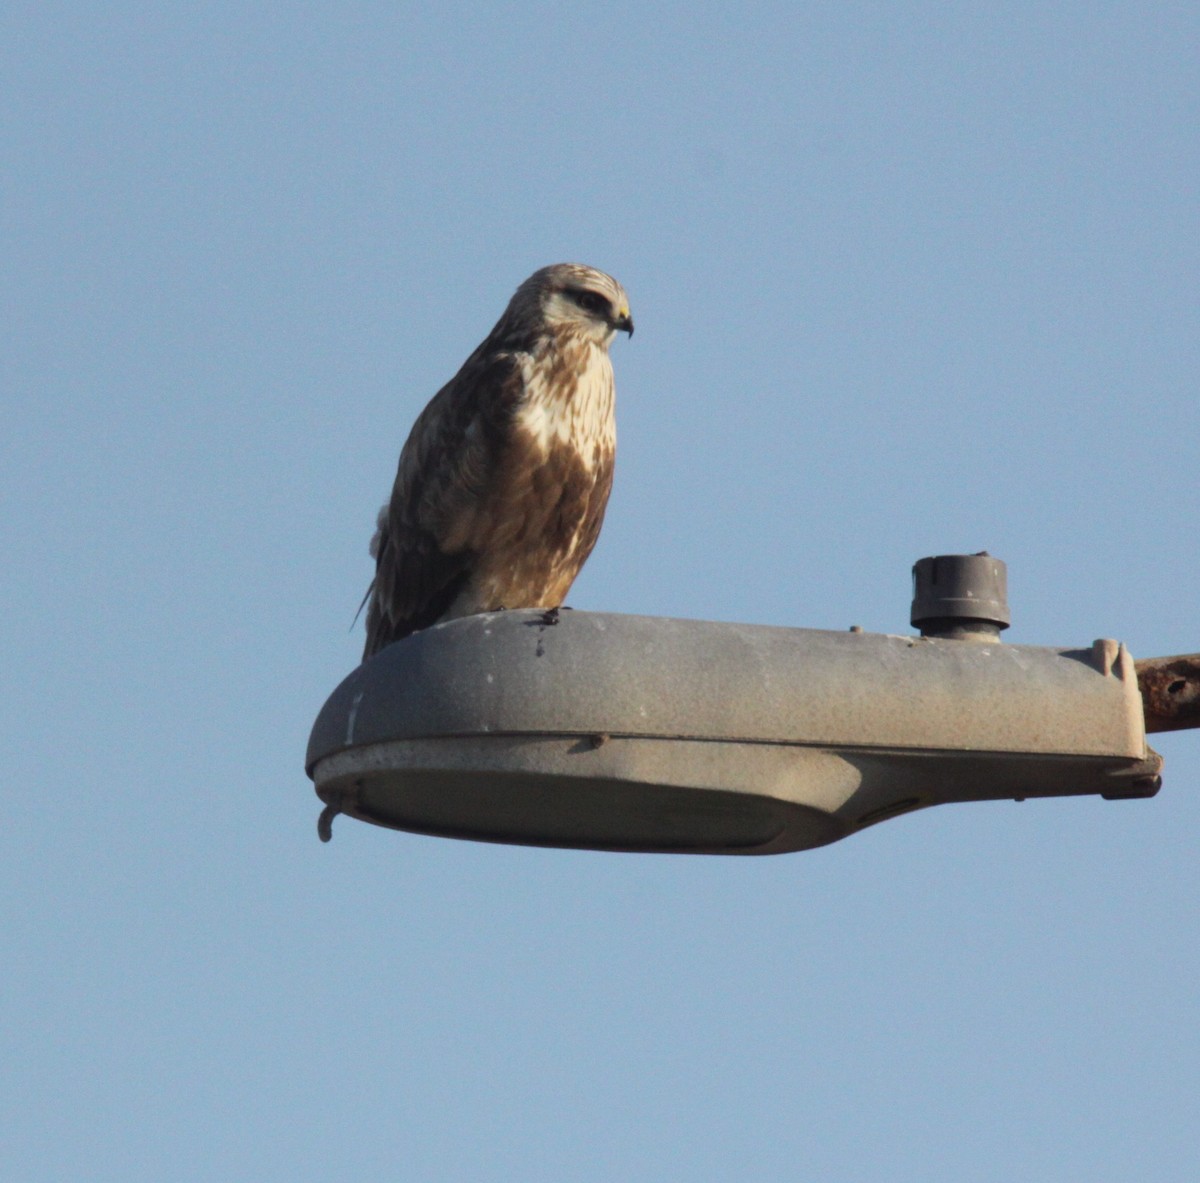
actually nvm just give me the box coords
[361,263,633,660]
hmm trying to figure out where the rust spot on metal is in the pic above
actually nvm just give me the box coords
[1136,653,1200,733]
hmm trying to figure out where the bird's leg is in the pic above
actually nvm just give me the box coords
[539,606,561,626]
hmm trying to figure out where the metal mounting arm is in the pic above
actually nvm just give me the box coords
[1137,654,1200,734]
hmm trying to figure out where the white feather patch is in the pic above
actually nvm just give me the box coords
[515,346,616,470]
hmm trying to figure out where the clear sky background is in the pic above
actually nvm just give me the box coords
[4,3,1199,1179]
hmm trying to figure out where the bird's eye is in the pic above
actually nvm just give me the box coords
[572,289,609,316]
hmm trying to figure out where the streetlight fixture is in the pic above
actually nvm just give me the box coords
[306,555,1195,853]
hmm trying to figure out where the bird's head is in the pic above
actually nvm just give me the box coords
[514,263,634,347]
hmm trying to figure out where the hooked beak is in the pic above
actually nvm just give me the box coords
[614,312,634,337]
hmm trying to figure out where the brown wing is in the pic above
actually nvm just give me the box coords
[363,349,524,659]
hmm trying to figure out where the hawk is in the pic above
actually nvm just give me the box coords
[361,263,633,660]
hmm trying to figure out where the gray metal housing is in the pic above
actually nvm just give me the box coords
[306,610,1160,854]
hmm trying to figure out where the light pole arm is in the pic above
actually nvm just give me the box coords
[1138,654,1200,733]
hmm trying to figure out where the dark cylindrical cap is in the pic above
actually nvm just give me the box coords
[911,553,1010,638]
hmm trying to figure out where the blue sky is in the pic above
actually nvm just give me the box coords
[4,3,1199,1179]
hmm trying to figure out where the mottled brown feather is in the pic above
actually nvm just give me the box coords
[362,263,630,660]
[363,351,526,654]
